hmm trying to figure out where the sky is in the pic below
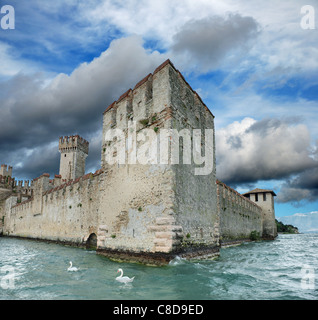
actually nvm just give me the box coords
[0,0,317,218]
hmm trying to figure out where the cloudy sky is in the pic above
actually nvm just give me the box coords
[0,0,317,217]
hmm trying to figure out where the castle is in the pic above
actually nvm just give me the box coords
[0,60,277,265]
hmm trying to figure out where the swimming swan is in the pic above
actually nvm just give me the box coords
[116,268,135,284]
[67,261,78,272]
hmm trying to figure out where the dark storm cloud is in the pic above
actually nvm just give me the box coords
[12,144,60,179]
[171,14,259,72]
[216,118,318,195]
[277,167,318,204]
[0,36,166,179]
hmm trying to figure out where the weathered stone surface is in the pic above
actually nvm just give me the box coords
[99,225,108,231]
[154,246,171,253]
[155,217,175,225]
[155,231,175,239]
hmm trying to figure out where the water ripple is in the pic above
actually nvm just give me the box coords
[0,234,318,300]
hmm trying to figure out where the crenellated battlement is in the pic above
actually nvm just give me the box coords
[58,135,89,180]
[0,165,31,192]
[216,180,261,210]
[0,174,14,188]
[0,164,12,177]
[59,135,89,154]
[0,165,33,212]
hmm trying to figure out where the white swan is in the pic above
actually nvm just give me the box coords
[67,261,78,272]
[116,268,135,284]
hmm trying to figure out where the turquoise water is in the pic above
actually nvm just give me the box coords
[0,234,317,300]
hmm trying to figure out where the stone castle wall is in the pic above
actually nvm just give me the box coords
[217,180,263,244]
[4,171,102,244]
[0,168,33,235]
[168,65,219,250]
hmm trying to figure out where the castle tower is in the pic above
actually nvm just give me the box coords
[58,135,89,181]
[99,59,219,262]
[243,188,277,239]
[0,164,12,177]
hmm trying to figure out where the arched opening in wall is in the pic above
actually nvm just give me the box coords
[86,233,97,250]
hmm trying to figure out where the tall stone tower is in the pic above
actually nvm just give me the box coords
[99,59,219,262]
[243,188,277,239]
[58,135,89,180]
[0,164,12,177]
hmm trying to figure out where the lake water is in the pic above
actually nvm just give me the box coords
[0,234,317,300]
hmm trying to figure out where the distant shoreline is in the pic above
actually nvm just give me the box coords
[276,219,299,234]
